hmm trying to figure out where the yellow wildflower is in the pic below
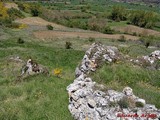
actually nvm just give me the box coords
[53,68,62,77]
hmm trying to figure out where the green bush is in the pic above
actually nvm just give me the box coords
[130,10,158,28]
[88,18,107,32]
[17,2,42,16]
[0,18,12,27]
[135,101,144,108]
[133,32,137,36]
[103,26,114,34]
[46,24,53,30]
[65,41,72,49]
[118,35,126,42]
[109,6,127,21]
[7,8,24,20]
[88,37,95,42]
[31,8,39,16]
[118,97,129,108]
[109,102,117,107]
[17,37,24,44]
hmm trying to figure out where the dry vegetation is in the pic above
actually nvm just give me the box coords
[33,30,139,40]
[113,25,160,36]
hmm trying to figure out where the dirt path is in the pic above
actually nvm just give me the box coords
[33,31,139,40]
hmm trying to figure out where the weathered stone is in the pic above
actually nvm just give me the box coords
[123,87,133,96]
[135,98,146,106]
[93,90,106,97]
[144,104,157,111]
[88,99,96,108]
[75,67,82,78]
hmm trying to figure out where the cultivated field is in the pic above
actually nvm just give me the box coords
[15,17,139,40]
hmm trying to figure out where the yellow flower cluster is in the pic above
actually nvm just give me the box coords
[53,68,62,77]
[18,24,27,29]
[0,2,9,20]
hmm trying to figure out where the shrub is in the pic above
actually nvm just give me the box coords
[135,101,144,108]
[109,6,127,21]
[118,35,126,42]
[31,8,39,16]
[17,2,42,16]
[46,24,53,30]
[109,102,117,107]
[17,38,24,44]
[103,26,114,34]
[130,10,158,28]
[7,8,24,20]
[133,32,137,36]
[65,41,72,49]
[88,37,95,43]
[0,2,10,26]
[88,18,107,32]
[0,2,9,19]
[81,7,87,12]
[6,22,19,28]
[118,97,129,108]
[17,3,31,13]
[145,41,150,48]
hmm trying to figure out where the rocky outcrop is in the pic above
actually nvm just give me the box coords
[67,43,160,120]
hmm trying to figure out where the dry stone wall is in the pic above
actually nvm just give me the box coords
[67,43,160,120]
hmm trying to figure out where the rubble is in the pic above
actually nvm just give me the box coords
[131,50,160,70]
[21,58,49,76]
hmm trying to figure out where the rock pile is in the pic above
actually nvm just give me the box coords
[131,50,160,70]
[143,50,160,64]
[67,43,160,120]
[21,58,49,76]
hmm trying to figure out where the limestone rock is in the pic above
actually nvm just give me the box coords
[67,43,160,120]
[123,87,133,96]
[87,99,96,108]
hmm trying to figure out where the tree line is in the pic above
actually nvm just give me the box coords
[109,6,159,28]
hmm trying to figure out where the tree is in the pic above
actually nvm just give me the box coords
[130,10,158,28]
[110,6,127,21]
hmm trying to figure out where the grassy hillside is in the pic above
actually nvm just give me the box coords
[0,28,85,120]
[0,1,160,120]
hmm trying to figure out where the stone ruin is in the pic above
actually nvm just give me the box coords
[67,43,160,120]
[131,50,160,70]
[9,56,49,81]
[21,58,49,76]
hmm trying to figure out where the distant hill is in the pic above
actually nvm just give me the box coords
[112,0,160,4]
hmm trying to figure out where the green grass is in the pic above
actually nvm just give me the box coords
[108,21,127,27]
[91,62,160,108]
[39,0,160,34]
[1,23,160,120]
[0,35,85,119]
[1,1,160,119]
